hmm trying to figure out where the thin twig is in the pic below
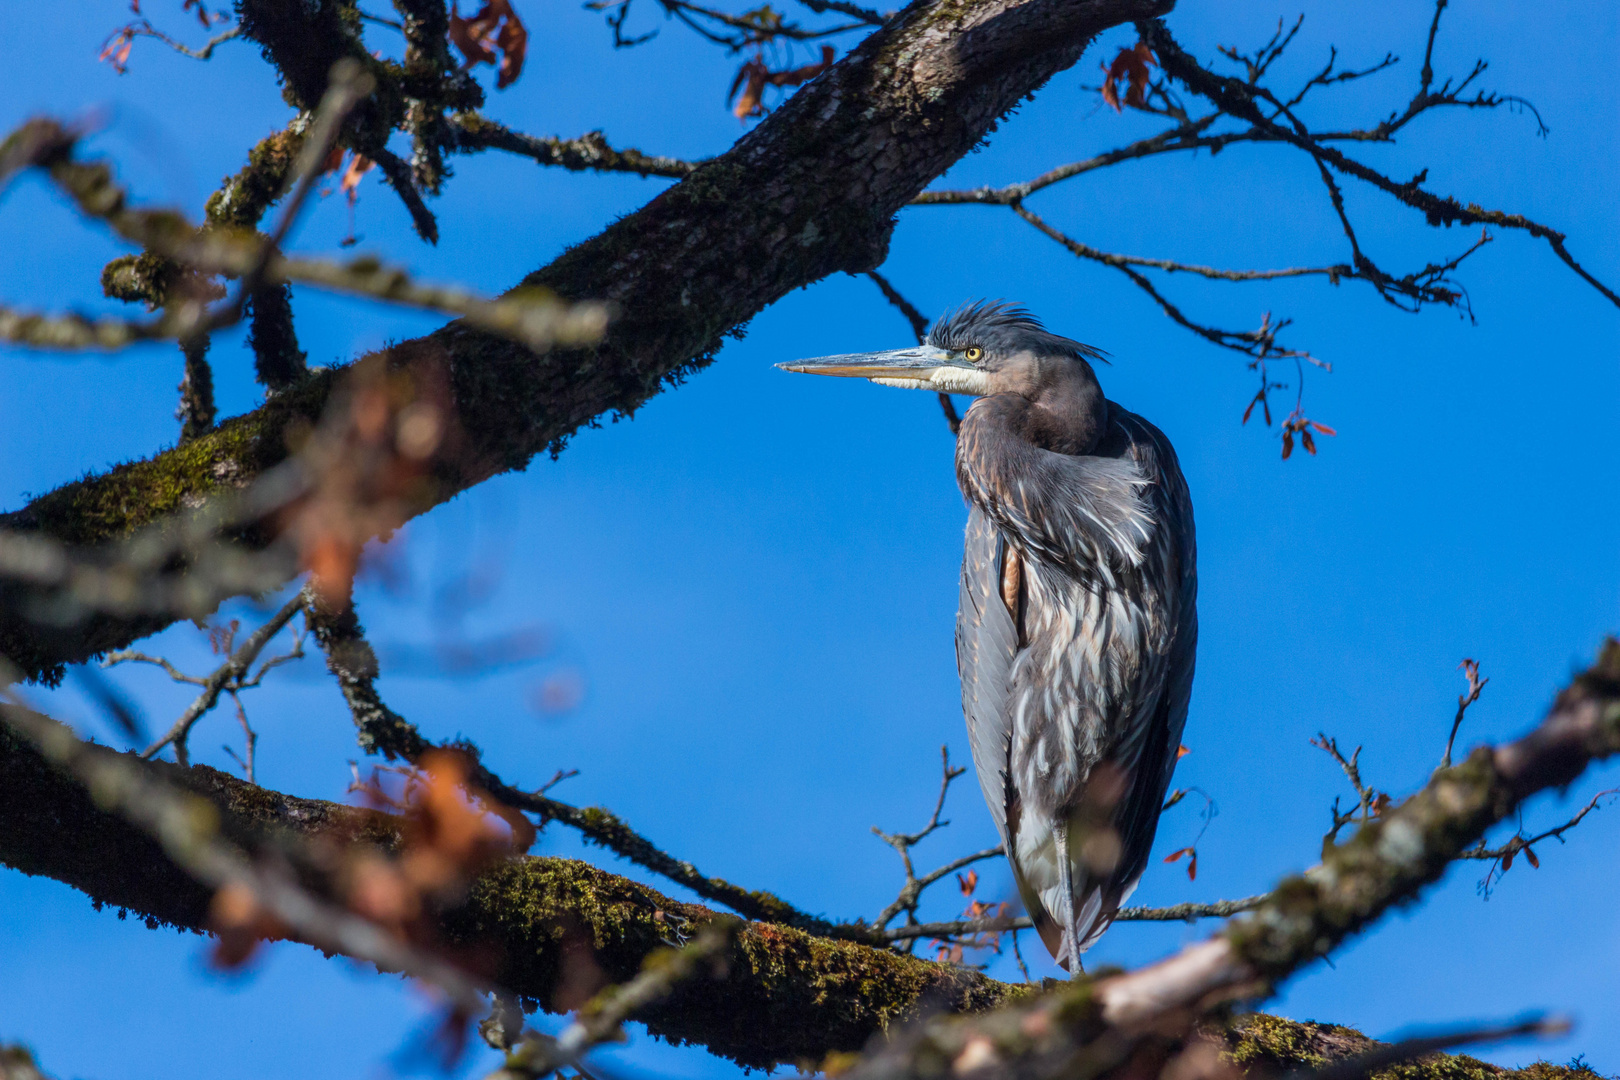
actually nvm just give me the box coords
[127,593,304,766]
[870,746,977,930]
[1459,787,1620,897]
[1311,732,1390,850]
[879,894,1270,941]
[448,115,698,178]
[1442,658,1488,769]
[1012,202,1320,365]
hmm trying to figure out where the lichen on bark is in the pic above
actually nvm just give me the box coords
[1,0,1174,684]
[0,725,1021,1069]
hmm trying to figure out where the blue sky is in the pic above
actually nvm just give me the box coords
[1,2,1617,1079]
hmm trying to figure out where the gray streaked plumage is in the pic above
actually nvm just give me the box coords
[777,301,1197,971]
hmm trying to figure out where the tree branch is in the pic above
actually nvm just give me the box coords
[0,717,1022,1069]
[448,115,698,179]
[124,592,305,765]
[879,895,1269,941]
[0,0,1176,683]
[3,637,1614,1070]
[1139,19,1618,309]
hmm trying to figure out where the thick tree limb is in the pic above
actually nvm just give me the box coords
[0,0,1174,683]
[0,721,1022,1069]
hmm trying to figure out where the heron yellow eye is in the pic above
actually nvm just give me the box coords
[964,346,984,362]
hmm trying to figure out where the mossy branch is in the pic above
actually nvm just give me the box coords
[1,639,1613,1072]
[0,720,1022,1070]
[447,115,698,179]
[0,0,1175,682]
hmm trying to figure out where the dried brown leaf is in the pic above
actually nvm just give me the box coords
[448,0,527,88]
[1100,40,1156,112]
[340,151,374,205]
[730,45,834,119]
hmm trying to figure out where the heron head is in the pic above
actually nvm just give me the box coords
[776,300,1106,397]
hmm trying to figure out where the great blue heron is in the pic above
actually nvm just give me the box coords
[779,301,1196,972]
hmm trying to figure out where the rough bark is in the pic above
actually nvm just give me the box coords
[0,724,1023,1069]
[0,0,1173,684]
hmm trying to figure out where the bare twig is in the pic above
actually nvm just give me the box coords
[863,269,960,434]
[100,21,243,71]
[1311,732,1391,851]
[119,593,305,766]
[879,894,1269,941]
[795,0,886,26]
[448,116,697,179]
[369,146,439,245]
[869,746,984,931]
[1139,20,1617,309]
[589,0,866,52]
[1013,202,1321,366]
[1459,787,1620,896]
[536,767,579,794]
[1443,658,1488,768]
[223,692,258,783]
[865,269,930,340]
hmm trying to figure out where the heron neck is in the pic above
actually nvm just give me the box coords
[1021,361,1107,456]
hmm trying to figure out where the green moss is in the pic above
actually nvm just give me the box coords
[204,127,305,229]
[446,856,1025,1070]
[1223,1015,1610,1080]
[20,367,337,546]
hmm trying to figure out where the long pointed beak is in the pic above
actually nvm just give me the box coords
[776,345,975,390]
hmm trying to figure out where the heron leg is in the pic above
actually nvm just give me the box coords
[1052,820,1085,979]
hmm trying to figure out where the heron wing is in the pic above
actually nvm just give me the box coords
[1077,408,1198,950]
[956,504,1018,849]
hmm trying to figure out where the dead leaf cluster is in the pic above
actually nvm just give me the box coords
[208,749,534,970]
[276,358,458,610]
[449,0,529,89]
[729,45,835,119]
[1100,39,1156,111]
